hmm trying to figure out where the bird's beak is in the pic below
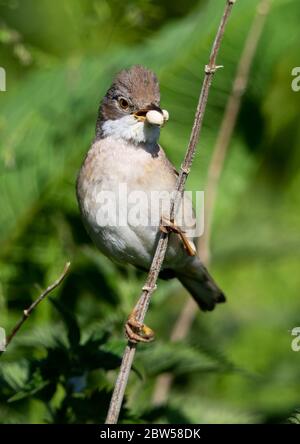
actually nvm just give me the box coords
[133,106,169,127]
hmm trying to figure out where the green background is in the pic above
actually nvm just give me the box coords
[0,0,300,424]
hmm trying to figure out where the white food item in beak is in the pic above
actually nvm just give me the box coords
[162,109,169,121]
[146,110,164,126]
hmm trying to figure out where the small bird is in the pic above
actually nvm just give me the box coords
[76,65,225,343]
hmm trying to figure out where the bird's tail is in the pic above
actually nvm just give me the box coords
[176,257,226,311]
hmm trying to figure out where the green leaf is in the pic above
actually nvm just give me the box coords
[50,297,81,348]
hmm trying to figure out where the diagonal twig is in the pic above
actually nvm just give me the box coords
[152,0,271,407]
[105,0,237,425]
[1,261,71,352]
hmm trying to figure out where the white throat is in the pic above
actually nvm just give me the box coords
[101,115,160,145]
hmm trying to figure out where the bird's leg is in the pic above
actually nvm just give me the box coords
[160,216,196,256]
[125,308,155,344]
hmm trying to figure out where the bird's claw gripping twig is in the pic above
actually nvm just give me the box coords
[125,309,155,344]
[160,216,196,256]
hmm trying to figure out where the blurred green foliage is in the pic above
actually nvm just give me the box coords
[0,0,300,424]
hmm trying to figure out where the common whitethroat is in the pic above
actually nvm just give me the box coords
[76,65,225,343]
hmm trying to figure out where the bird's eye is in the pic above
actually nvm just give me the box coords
[118,98,129,110]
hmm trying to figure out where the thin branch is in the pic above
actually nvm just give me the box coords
[2,262,71,350]
[152,0,271,407]
[105,0,236,425]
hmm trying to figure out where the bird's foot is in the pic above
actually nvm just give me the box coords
[160,216,196,256]
[125,309,155,344]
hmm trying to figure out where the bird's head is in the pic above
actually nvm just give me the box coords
[96,65,169,145]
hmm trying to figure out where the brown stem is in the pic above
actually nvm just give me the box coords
[2,262,71,351]
[152,0,271,407]
[105,0,236,425]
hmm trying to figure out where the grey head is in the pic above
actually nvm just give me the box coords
[96,65,168,144]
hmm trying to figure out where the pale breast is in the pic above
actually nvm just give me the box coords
[77,136,194,269]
